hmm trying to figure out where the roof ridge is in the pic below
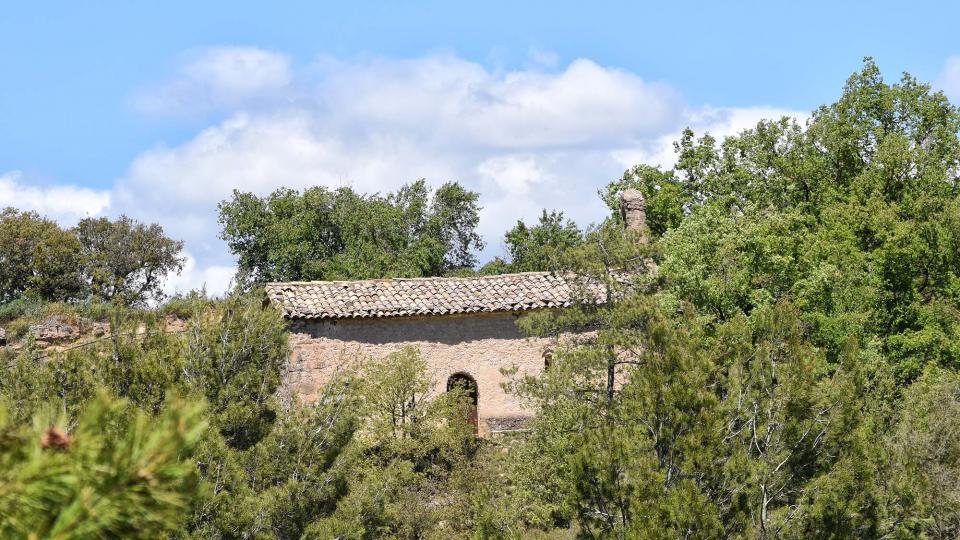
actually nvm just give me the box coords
[266,270,558,288]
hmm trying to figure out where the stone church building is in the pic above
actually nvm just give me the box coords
[266,190,647,435]
[266,272,582,435]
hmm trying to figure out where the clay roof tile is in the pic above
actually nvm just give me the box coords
[265,271,608,320]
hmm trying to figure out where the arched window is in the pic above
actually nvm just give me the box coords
[447,372,478,435]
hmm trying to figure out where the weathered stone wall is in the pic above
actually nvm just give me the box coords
[284,312,552,434]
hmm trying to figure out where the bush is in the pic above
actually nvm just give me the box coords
[0,296,43,324]
[159,289,213,320]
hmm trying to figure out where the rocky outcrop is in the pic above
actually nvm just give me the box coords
[0,313,190,351]
[619,188,648,241]
[485,416,529,433]
[91,321,110,337]
[28,317,81,344]
[164,315,187,333]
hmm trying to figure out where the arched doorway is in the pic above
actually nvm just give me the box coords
[447,373,479,435]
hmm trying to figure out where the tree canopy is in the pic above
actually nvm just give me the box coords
[0,210,183,307]
[481,209,583,275]
[218,180,484,284]
[75,216,185,306]
[0,209,85,303]
[500,58,960,538]
[647,59,960,382]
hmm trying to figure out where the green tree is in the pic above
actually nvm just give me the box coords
[781,342,894,539]
[179,291,364,539]
[0,392,206,539]
[183,290,289,449]
[0,291,359,539]
[185,379,359,539]
[883,367,960,538]
[0,208,85,303]
[513,290,730,538]
[482,210,583,274]
[74,215,185,306]
[716,303,834,538]
[218,180,484,284]
[306,347,478,538]
[649,58,960,381]
[0,310,188,425]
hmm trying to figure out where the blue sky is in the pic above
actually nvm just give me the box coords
[3,1,960,293]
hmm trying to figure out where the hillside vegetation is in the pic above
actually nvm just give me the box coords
[3,59,960,538]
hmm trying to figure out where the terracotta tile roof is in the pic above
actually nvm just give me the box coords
[266,271,606,319]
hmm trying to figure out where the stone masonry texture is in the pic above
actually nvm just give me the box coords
[284,312,551,435]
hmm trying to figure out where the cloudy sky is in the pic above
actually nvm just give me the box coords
[3,1,960,295]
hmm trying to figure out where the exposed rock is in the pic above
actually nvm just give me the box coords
[0,326,5,345]
[619,188,648,241]
[28,316,80,343]
[486,416,529,433]
[91,322,110,337]
[164,315,187,333]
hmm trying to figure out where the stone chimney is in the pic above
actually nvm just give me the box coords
[619,189,647,241]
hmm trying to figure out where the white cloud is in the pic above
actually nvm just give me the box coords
[10,50,809,296]
[163,252,235,298]
[312,55,683,149]
[0,171,110,223]
[185,46,291,96]
[476,155,546,196]
[133,46,293,115]
[936,56,960,105]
